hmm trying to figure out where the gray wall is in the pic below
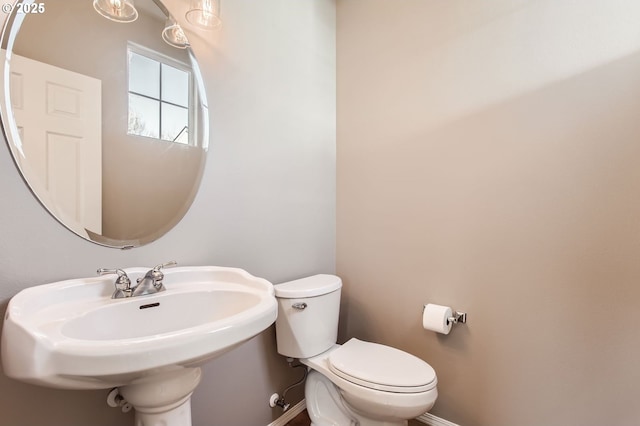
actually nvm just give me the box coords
[337,1,640,426]
[0,0,335,425]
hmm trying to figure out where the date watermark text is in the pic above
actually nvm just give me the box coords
[2,3,45,14]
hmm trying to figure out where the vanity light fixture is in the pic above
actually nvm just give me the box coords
[93,0,138,23]
[162,17,190,49]
[185,0,222,30]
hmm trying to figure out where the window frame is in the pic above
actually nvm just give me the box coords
[126,42,198,146]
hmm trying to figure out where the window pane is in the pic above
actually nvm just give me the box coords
[129,94,159,139]
[161,103,188,143]
[129,52,159,98]
[161,64,189,107]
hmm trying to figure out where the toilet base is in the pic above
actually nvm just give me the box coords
[306,371,357,425]
[305,371,409,426]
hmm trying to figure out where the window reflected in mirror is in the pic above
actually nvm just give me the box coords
[127,44,193,145]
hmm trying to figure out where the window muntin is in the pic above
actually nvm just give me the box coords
[127,46,193,144]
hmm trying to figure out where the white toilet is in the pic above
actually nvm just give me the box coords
[274,274,438,426]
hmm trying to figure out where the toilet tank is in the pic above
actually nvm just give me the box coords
[274,274,342,359]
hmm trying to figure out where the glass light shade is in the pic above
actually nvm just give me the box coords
[162,17,190,49]
[93,0,138,23]
[185,0,222,30]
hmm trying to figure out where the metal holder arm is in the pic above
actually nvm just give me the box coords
[447,311,467,325]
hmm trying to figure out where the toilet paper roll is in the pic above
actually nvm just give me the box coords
[422,304,453,335]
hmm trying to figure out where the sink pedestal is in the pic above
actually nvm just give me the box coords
[119,367,202,426]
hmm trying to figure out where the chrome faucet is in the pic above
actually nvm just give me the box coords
[97,261,177,299]
[132,261,177,297]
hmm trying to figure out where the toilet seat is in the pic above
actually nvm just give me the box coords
[328,338,437,393]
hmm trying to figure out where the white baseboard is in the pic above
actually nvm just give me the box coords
[267,399,459,426]
[415,412,460,426]
[267,399,307,426]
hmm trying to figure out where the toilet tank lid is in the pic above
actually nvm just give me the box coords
[274,274,342,298]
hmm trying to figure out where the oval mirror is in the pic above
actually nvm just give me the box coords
[0,0,209,248]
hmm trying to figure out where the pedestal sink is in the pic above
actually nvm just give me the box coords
[1,265,277,426]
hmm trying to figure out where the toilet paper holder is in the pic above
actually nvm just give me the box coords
[422,304,467,325]
[447,311,467,325]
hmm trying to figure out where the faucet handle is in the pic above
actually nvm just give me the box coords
[97,268,132,298]
[153,261,177,272]
[142,261,177,290]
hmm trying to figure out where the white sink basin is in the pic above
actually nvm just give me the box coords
[1,266,277,390]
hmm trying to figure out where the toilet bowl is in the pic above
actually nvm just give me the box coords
[303,339,437,425]
[274,275,438,426]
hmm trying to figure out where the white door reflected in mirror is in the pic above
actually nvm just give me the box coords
[9,54,102,237]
